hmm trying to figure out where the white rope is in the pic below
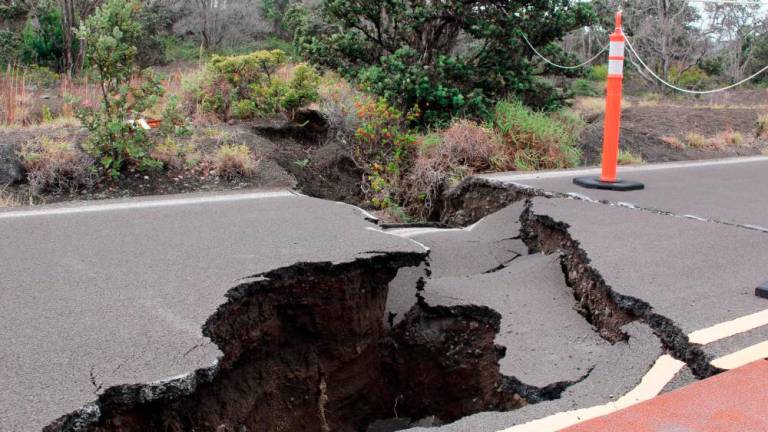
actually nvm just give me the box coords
[522,34,608,70]
[625,35,768,94]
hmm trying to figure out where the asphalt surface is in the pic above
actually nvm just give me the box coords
[527,197,768,334]
[390,205,661,432]
[482,156,768,230]
[0,191,425,431]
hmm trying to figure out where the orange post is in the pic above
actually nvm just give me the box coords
[600,12,625,182]
[574,11,644,191]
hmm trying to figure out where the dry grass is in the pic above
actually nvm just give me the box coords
[660,135,685,150]
[404,120,505,219]
[0,65,31,125]
[711,130,745,149]
[757,114,768,139]
[150,137,201,170]
[0,185,21,208]
[19,137,95,194]
[212,144,257,179]
[572,97,606,117]
[685,132,710,149]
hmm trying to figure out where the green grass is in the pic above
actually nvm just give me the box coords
[494,100,582,171]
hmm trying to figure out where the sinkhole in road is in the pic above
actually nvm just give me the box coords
[49,252,577,432]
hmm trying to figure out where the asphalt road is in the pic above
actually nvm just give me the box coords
[0,191,424,431]
[482,156,768,230]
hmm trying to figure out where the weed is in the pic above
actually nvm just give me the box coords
[213,144,257,179]
[617,150,644,165]
[294,158,310,168]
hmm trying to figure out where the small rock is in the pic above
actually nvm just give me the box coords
[0,144,24,185]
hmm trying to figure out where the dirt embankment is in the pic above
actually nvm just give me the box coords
[579,99,768,165]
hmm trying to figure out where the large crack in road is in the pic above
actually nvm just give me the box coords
[45,251,546,431]
[18,174,768,431]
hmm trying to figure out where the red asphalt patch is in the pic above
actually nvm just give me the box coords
[561,359,768,432]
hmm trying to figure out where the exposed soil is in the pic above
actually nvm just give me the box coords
[579,104,767,165]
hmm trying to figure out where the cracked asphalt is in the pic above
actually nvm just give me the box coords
[5,156,768,432]
[0,192,424,431]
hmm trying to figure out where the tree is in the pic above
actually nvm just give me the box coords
[296,0,594,124]
[259,0,290,37]
[592,0,704,91]
[169,0,269,50]
[75,0,164,178]
[59,0,102,75]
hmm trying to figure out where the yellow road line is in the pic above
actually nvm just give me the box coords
[688,309,768,345]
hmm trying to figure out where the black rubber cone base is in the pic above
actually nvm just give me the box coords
[756,282,768,299]
[573,176,645,191]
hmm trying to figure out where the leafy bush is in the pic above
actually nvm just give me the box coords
[74,0,165,179]
[158,96,192,138]
[671,66,711,90]
[19,137,95,194]
[190,50,321,120]
[213,144,257,179]
[494,100,582,171]
[353,98,418,209]
[588,64,608,82]
[571,79,600,97]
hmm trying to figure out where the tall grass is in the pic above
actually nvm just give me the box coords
[0,65,29,125]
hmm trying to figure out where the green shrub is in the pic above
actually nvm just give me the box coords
[19,3,65,71]
[588,64,608,82]
[571,78,599,97]
[0,30,21,65]
[159,96,192,137]
[353,98,418,209]
[74,0,165,179]
[494,100,582,171]
[23,65,59,87]
[671,66,710,90]
[191,50,320,120]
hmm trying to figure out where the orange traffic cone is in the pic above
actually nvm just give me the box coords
[574,11,644,191]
